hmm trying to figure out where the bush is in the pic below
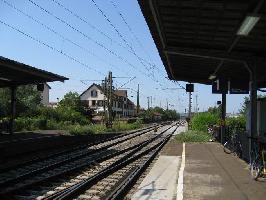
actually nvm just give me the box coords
[190,112,219,132]
[226,116,246,136]
[175,130,212,143]
[15,117,47,131]
[68,125,94,135]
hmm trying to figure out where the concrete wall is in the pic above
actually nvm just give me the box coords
[40,84,50,106]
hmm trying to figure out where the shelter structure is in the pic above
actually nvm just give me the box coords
[138,0,266,154]
[0,56,68,133]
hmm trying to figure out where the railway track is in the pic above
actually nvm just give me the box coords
[0,125,158,173]
[0,122,177,200]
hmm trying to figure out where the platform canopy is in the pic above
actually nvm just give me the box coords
[138,0,266,88]
[0,56,68,87]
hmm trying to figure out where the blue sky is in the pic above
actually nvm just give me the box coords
[0,0,248,113]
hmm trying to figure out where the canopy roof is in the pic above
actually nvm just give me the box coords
[138,0,266,88]
[0,56,68,87]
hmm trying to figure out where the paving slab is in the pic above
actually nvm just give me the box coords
[173,125,187,136]
[184,143,266,200]
[132,155,181,200]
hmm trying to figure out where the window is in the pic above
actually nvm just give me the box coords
[91,90,98,97]
[92,100,96,106]
[98,100,103,106]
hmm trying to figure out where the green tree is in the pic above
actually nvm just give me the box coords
[58,92,83,112]
[239,95,266,115]
[207,105,221,116]
[0,85,41,118]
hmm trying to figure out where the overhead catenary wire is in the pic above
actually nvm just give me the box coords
[1,1,181,107]
[109,0,160,72]
[51,0,163,79]
[89,0,157,76]
[27,0,164,87]
[1,0,134,77]
[0,19,105,76]
[49,0,127,50]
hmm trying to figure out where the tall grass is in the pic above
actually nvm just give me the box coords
[175,130,212,143]
[190,112,219,132]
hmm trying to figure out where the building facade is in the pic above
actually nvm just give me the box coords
[40,83,51,106]
[80,83,136,117]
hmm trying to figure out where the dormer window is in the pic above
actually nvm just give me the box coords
[91,90,98,97]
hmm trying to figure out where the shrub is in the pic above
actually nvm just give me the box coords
[175,130,212,143]
[226,116,246,136]
[68,125,94,135]
[190,112,219,132]
[15,117,47,131]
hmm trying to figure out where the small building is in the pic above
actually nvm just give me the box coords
[39,83,51,106]
[0,56,68,133]
[80,83,136,117]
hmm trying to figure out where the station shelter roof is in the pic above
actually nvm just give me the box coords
[0,56,68,87]
[138,0,266,88]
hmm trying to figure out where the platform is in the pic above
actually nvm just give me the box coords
[132,155,181,200]
[132,142,266,200]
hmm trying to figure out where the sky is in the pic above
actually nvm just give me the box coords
[0,0,249,113]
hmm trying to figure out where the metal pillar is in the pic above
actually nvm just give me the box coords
[244,60,257,162]
[249,70,257,157]
[108,71,113,128]
[221,92,226,144]
[188,92,192,119]
[10,86,17,134]
[147,97,150,109]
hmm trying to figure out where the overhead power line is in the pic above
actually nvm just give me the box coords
[90,0,153,74]
[49,0,127,50]
[109,0,160,71]
[0,19,105,76]
[1,0,133,77]
[51,0,163,78]
[27,0,159,83]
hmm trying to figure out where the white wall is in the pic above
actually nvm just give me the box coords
[40,84,50,106]
[80,85,105,102]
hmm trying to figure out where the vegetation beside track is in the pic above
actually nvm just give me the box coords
[68,119,144,135]
[0,86,178,135]
[175,130,212,143]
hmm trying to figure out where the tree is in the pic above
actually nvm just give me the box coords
[0,85,42,118]
[239,95,266,115]
[58,92,83,112]
[207,106,221,116]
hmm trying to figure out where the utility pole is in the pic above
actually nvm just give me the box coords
[108,71,113,128]
[160,101,161,108]
[188,91,192,119]
[150,96,152,108]
[102,78,107,124]
[147,97,150,109]
[166,98,168,110]
[137,84,140,114]
[103,71,113,128]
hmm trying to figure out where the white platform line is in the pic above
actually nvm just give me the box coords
[176,143,186,200]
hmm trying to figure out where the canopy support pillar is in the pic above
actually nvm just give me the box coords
[10,86,17,134]
[221,92,226,144]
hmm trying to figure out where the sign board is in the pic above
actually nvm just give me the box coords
[228,81,249,94]
[212,79,228,94]
[186,84,194,92]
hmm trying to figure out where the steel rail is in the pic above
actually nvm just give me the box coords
[0,125,158,188]
[0,124,158,173]
[42,125,176,200]
[0,124,170,196]
[105,126,178,199]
